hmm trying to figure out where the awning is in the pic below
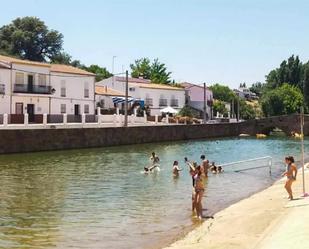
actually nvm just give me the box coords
[160,106,178,114]
[112,97,135,104]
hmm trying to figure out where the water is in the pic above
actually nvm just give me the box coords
[0,137,307,249]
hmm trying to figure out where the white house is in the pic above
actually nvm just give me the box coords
[97,76,186,116]
[0,55,95,121]
[95,85,129,110]
[181,82,213,119]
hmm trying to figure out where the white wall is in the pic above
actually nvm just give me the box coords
[0,68,11,114]
[96,95,115,109]
[98,77,186,116]
[12,96,49,114]
[50,73,95,114]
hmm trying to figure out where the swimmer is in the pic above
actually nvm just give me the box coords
[150,152,160,165]
[217,166,223,173]
[200,155,209,177]
[172,161,182,176]
[144,164,159,173]
[210,162,217,174]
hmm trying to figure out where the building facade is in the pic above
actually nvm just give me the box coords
[97,76,186,116]
[0,55,95,119]
[181,82,213,119]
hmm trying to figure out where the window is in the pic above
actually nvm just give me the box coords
[84,82,89,98]
[0,84,4,94]
[84,104,89,114]
[129,87,135,92]
[60,104,66,114]
[159,95,167,106]
[16,73,24,85]
[145,98,153,106]
[39,74,47,86]
[61,80,66,97]
[16,103,23,114]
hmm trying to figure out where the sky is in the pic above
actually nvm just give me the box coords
[1,0,309,88]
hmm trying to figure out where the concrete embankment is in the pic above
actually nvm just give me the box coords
[164,169,309,249]
[0,123,244,154]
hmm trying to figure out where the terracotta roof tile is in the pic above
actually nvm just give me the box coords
[95,86,127,96]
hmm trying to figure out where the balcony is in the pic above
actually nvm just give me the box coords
[159,99,168,107]
[170,99,179,107]
[0,84,5,94]
[145,98,153,106]
[14,84,52,94]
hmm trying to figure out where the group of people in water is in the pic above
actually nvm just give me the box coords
[144,152,223,220]
[144,152,299,219]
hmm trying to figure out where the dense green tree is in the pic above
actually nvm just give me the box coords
[260,83,303,116]
[213,100,228,116]
[303,62,309,109]
[50,52,72,64]
[0,17,63,62]
[85,64,113,82]
[249,82,265,96]
[239,99,256,120]
[209,83,236,102]
[265,55,303,89]
[150,58,171,83]
[130,57,171,84]
[130,58,152,79]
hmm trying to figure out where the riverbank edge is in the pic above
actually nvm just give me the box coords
[162,170,303,249]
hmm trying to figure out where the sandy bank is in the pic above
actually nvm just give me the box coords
[164,170,309,249]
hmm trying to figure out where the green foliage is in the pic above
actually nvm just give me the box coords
[213,100,228,116]
[130,58,152,79]
[265,55,303,89]
[130,57,171,84]
[260,83,303,116]
[239,100,256,120]
[209,83,236,102]
[303,63,309,109]
[50,52,72,64]
[249,82,265,96]
[85,65,113,82]
[178,105,194,118]
[0,17,63,62]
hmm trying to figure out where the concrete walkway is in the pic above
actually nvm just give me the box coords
[164,169,309,249]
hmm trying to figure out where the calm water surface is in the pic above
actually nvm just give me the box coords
[0,137,307,249]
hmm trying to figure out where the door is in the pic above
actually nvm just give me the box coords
[74,104,80,115]
[27,104,35,122]
[28,75,34,93]
[15,103,23,114]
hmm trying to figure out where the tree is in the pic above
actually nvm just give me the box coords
[265,55,303,89]
[130,58,152,79]
[209,83,236,102]
[213,100,228,117]
[249,82,265,96]
[239,99,256,120]
[85,64,113,82]
[0,17,63,62]
[303,62,309,109]
[50,52,72,64]
[260,83,303,116]
[130,57,171,84]
[150,58,171,83]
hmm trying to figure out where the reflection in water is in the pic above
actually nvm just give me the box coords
[0,137,306,249]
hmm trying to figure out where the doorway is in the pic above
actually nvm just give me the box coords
[27,104,35,122]
[74,104,80,115]
[28,75,34,93]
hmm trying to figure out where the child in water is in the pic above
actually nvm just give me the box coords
[210,162,217,174]
[172,161,182,176]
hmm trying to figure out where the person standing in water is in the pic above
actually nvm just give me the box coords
[185,158,197,212]
[172,161,182,176]
[282,156,297,200]
[194,165,205,219]
[150,152,160,165]
[200,155,209,177]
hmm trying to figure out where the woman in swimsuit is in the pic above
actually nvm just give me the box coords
[282,156,297,200]
[194,165,205,219]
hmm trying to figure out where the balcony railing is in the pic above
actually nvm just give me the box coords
[159,99,168,107]
[170,99,179,107]
[145,98,153,106]
[0,84,5,94]
[14,84,52,94]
